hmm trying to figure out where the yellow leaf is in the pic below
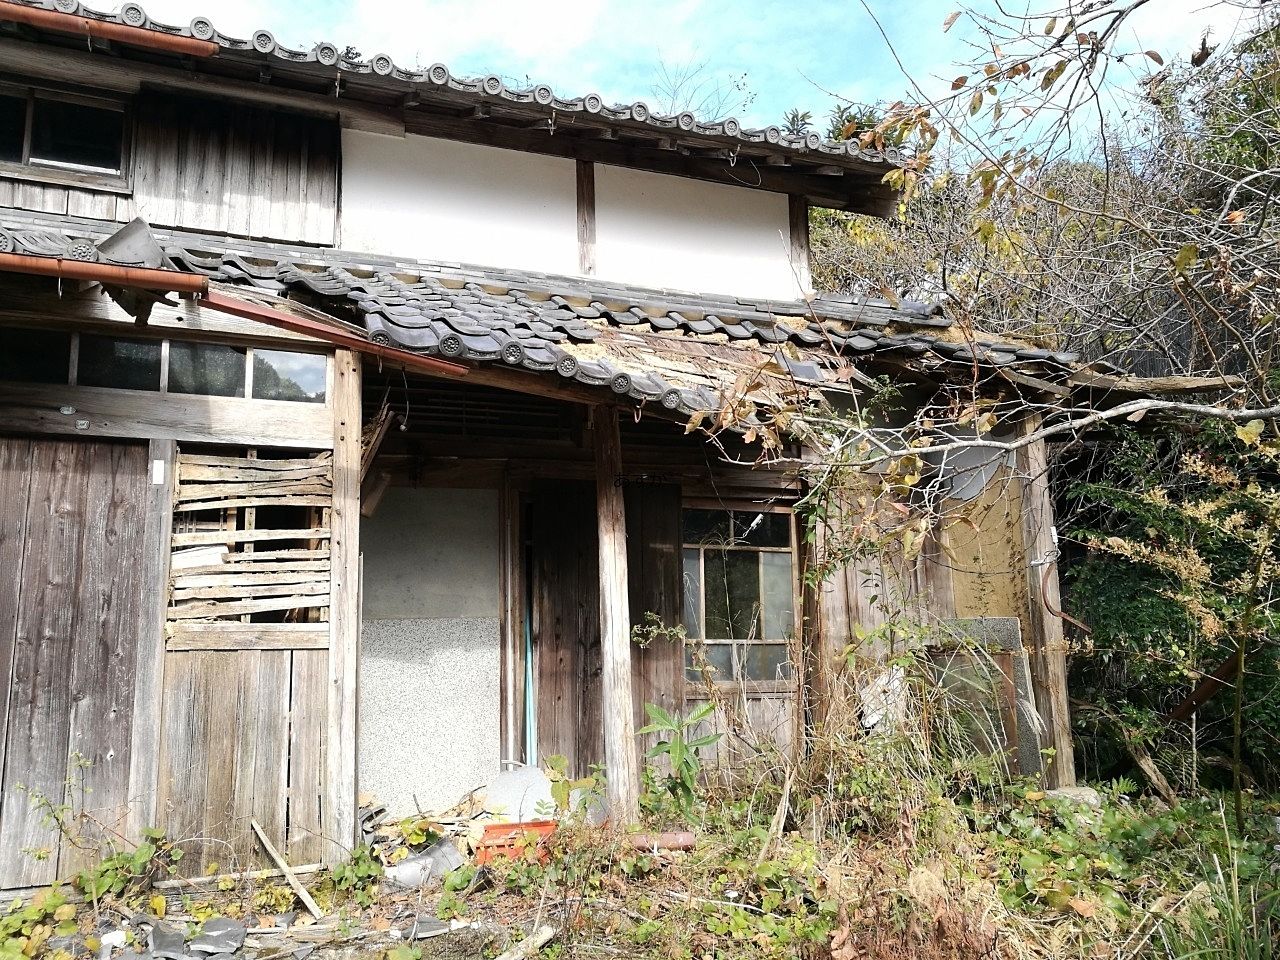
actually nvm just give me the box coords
[1025,790,1046,801]
[1173,243,1199,275]
[1236,419,1265,446]
[149,894,167,918]
[52,905,76,922]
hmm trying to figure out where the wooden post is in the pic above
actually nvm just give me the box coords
[591,404,639,822]
[327,349,362,855]
[1018,414,1076,787]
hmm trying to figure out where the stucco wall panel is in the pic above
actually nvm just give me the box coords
[359,487,502,817]
[340,131,580,276]
[594,165,802,299]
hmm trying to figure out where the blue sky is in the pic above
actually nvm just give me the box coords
[141,0,1248,129]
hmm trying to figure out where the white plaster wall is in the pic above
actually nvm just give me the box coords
[594,165,802,299]
[340,131,580,275]
[359,487,502,817]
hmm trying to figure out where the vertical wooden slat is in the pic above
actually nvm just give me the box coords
[0,437,34,835]
[127,439,174,842]
[576,160,596,276]
[788,194,811,292]
[156,651,208,861]
[232,649,290,867]
[1018,415,1075,787]
[286,649,327,863]
[0,442,90,886]
[61,442,148,873]
[532,480,598,775]
[592,406,638,823]
[326,350,362,857]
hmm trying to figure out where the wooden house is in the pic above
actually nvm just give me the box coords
[0,0,1104,890]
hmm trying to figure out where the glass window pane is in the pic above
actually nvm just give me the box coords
[742,643,792,682]
[0,326,69,384]
[168,341,246,397]
[0,95,25,164]
[738,511,791,547]
[29,99,123,172]
[253,350,326,402]
[683,508,731,546]
[77,335,161,391]
[703,549,760,641]
[685,643,733,684]
[761,551,794,640]
[682,547,702,639]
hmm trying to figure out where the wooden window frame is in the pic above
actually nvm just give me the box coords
[0,321,331,407]
[0,81,133,193]
[681,500,801,696]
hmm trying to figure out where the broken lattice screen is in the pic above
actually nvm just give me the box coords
[167,450,333,625]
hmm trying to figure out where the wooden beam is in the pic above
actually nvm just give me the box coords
[0,37,405,136]
[326,350,362,858]
[577,160,596,276]
[591,405,639,823]
[0,380,334,449]
[1018,413,1075,787]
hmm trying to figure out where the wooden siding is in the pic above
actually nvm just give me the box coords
[132,94,338,245]
[0,438,148,889]
[0,96,340,245]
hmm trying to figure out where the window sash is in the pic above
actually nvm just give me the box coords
[0,85,129,179]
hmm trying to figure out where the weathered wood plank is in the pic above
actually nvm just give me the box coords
[0,437,34,853]
[532,480,599,776]
[177,481,332,504]
[156,651,211,871]
[287,649,329,862]
[0,381,334,450]
[175,495,332,513]
[166,625,330,652]
[173,560,332,580]
[231,651,291,868]
[127,439,176,843]
[178,464,332,484]
[171,527,330,548]
[62,442,148,874]
[0,442,89,886]
[577,160,596,275]
[224,549,330,563]
[179,452,333,470]
[168,595,330,620]
[171,580,330,603]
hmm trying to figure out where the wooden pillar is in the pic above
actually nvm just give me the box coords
[1018,414,1076,787]
[591,404,639,822]
[327,349,362,854]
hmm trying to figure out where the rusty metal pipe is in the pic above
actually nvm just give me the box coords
[200,289,468,379]
[0,2,219,56]
[0,251,210,292]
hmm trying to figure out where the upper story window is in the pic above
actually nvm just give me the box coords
[0,87,127,177]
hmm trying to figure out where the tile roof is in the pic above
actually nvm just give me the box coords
[0,218,1084,418]
[7,0,906,180]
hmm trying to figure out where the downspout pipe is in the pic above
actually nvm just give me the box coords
[0,252,468,379]
[0,1,220,57]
